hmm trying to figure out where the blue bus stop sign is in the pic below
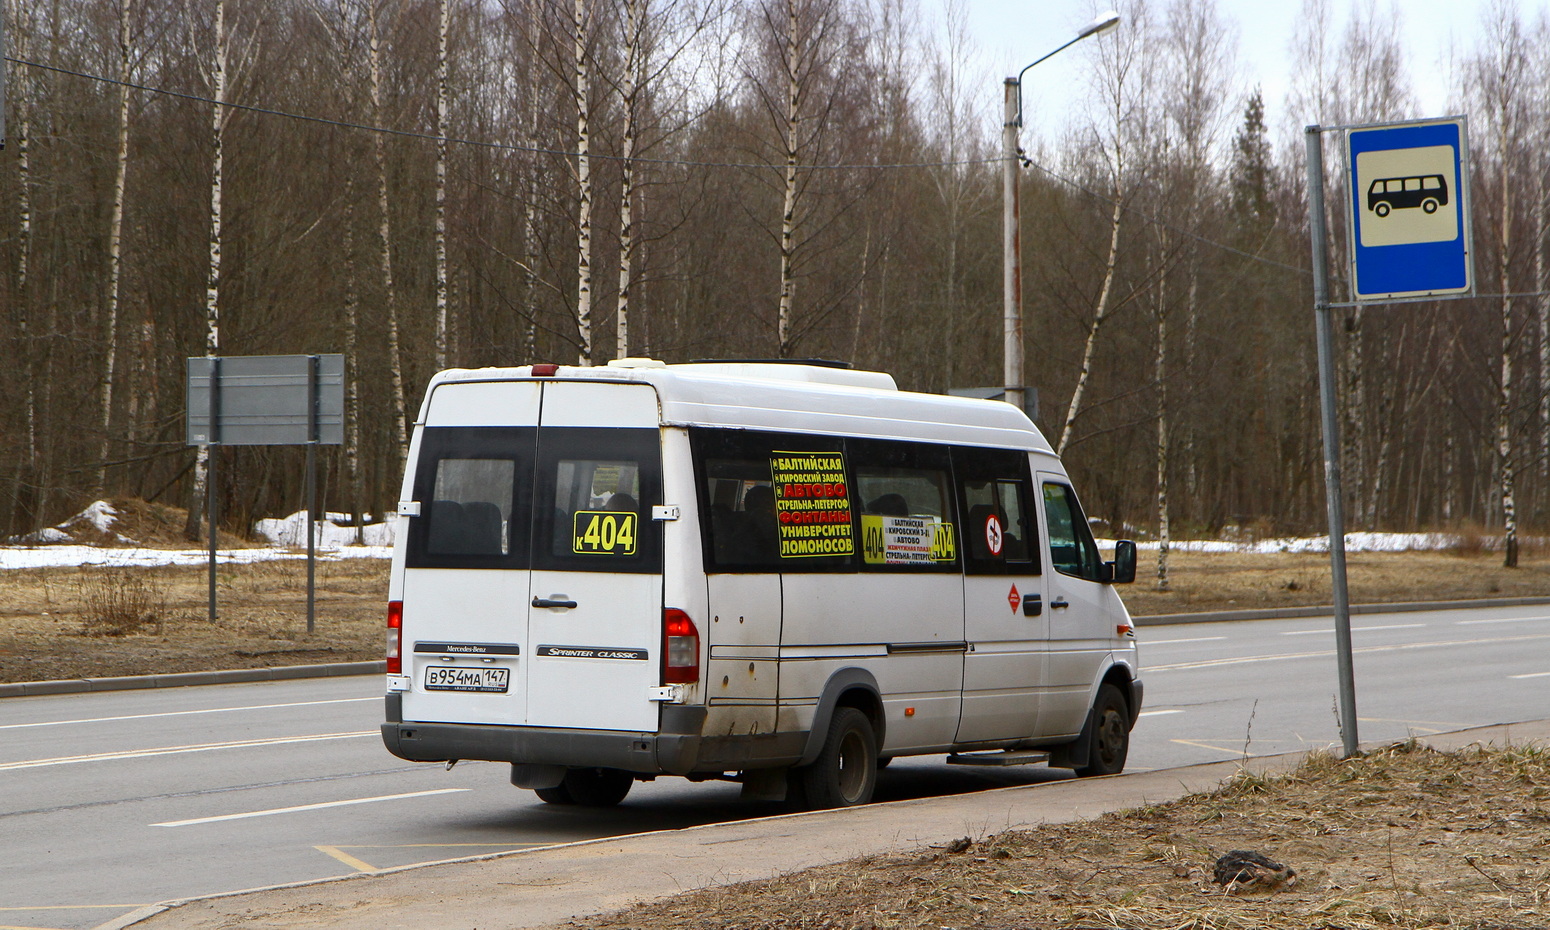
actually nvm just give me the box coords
[1346,117,1472,301]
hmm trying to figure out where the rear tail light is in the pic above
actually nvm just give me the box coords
[662,608,699,684]
[387,600,403,674]
[531,363,559,376]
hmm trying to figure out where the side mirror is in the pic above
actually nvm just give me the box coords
[1105,540,1137,585]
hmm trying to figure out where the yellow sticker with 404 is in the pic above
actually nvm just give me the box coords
[572,511,638,555]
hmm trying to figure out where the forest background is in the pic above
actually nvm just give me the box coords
[2,0,1549,574]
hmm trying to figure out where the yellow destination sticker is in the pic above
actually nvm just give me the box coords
[862,515,957,565]
[571,511,638,555]
[770,451,853,558]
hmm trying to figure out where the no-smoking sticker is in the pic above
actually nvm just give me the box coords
[984,514,1003,556]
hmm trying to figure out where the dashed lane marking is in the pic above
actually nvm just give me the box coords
[1279,623,1426,636]
[153,788,469,826]
[0,698,378,731]
[1,731,376,771]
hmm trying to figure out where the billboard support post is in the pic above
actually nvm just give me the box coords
[187,354,344,631]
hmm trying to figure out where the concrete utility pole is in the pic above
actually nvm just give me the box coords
[1001,10,1119,414]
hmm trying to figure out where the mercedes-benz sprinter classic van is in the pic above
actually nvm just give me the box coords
[382,360,1141,809]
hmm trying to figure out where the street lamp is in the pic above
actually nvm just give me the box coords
[1003,9,1119,414]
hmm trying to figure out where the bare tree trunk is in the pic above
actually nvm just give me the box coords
[434,0,450,369]
[344,175,364,544]
[616,0,645,362]
[1499,159,1518,567]
[1058,182,1123,456]
[520,0,541,361]
[99,0,135,494]
[573,0,593,365]
[9,0,39,530]
[1154,238,1170,591]
[776,0,799,358]
[185,0,230,542]
[369,0,408,457]
[1537,150,1548,527]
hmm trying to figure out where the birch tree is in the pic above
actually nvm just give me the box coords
[1468,0,1530,566]
[572,0,595,364]
[1058,0,1150,456]
[184,0,232,541]
[8,0,38,528]
[368,0,408,455]
[98,0,136,493]
[434,0,450,368]
[614,0,645,360]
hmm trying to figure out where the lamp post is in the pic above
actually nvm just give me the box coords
[1003,9,1120,413]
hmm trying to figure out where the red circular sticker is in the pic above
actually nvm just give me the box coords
[984,514,1004,556]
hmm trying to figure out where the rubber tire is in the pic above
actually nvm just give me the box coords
[795,707,878,809]
[533,782,575,805]
[561,767,634,807]
[1074,683,1130,777]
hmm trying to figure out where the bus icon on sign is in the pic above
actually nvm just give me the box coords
[1367,174,1448,217]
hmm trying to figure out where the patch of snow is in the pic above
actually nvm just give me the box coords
[253,511,396,549]
[3,500,138,546]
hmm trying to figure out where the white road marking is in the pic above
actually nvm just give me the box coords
[1279,623,1426,636]
[1147,632,1550,672]
[1457,616,1549,626]
[0,698,378,731]
[0,731,376,771]
[1142,636,1226,645]
[1510,671,1550,679]
[153,789,469,827]
[1138,709,1182,717]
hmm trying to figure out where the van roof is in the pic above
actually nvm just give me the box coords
[424,361,1054,453]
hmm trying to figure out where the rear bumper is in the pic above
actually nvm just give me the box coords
[381,694,707,775]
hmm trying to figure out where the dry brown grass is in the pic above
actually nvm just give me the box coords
[1,544,1548,683]
[567,741,1550,930]
[1123,546,1550,617]
[0,558,386,683]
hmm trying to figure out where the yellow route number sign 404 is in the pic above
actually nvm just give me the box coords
[571,511,638,555]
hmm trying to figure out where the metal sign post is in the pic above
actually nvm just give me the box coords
[1305,126,1360,760]
[187,354,345,631]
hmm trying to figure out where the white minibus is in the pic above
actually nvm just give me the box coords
[382,360,1141,809]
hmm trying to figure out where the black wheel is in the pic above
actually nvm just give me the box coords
[1075,683,1130,777]
[1422,198,1439,214]
[533,782,575,805]
[1374,202,1391,217]
[796,707,878,809]
[559,767,633,807]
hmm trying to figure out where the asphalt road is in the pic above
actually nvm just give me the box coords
[2,602,1546,930]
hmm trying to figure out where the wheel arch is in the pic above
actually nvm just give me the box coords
[796,668,885,767]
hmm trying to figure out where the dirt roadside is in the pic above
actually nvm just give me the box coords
[2,544,1547,684]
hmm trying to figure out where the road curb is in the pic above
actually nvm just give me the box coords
[94,717,1550,930]
[0,661,385,698]
[5,596,1548,699]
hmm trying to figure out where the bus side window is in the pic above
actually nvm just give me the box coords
[1042,482,1101,581]
[952,446,1038,576]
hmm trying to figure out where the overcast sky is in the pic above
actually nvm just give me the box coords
[956,0,1546,147]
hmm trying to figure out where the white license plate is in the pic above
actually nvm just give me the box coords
[424,665,510,693]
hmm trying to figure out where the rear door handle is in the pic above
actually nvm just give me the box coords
[1050,597,1070,610]
[532,597,578,609]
